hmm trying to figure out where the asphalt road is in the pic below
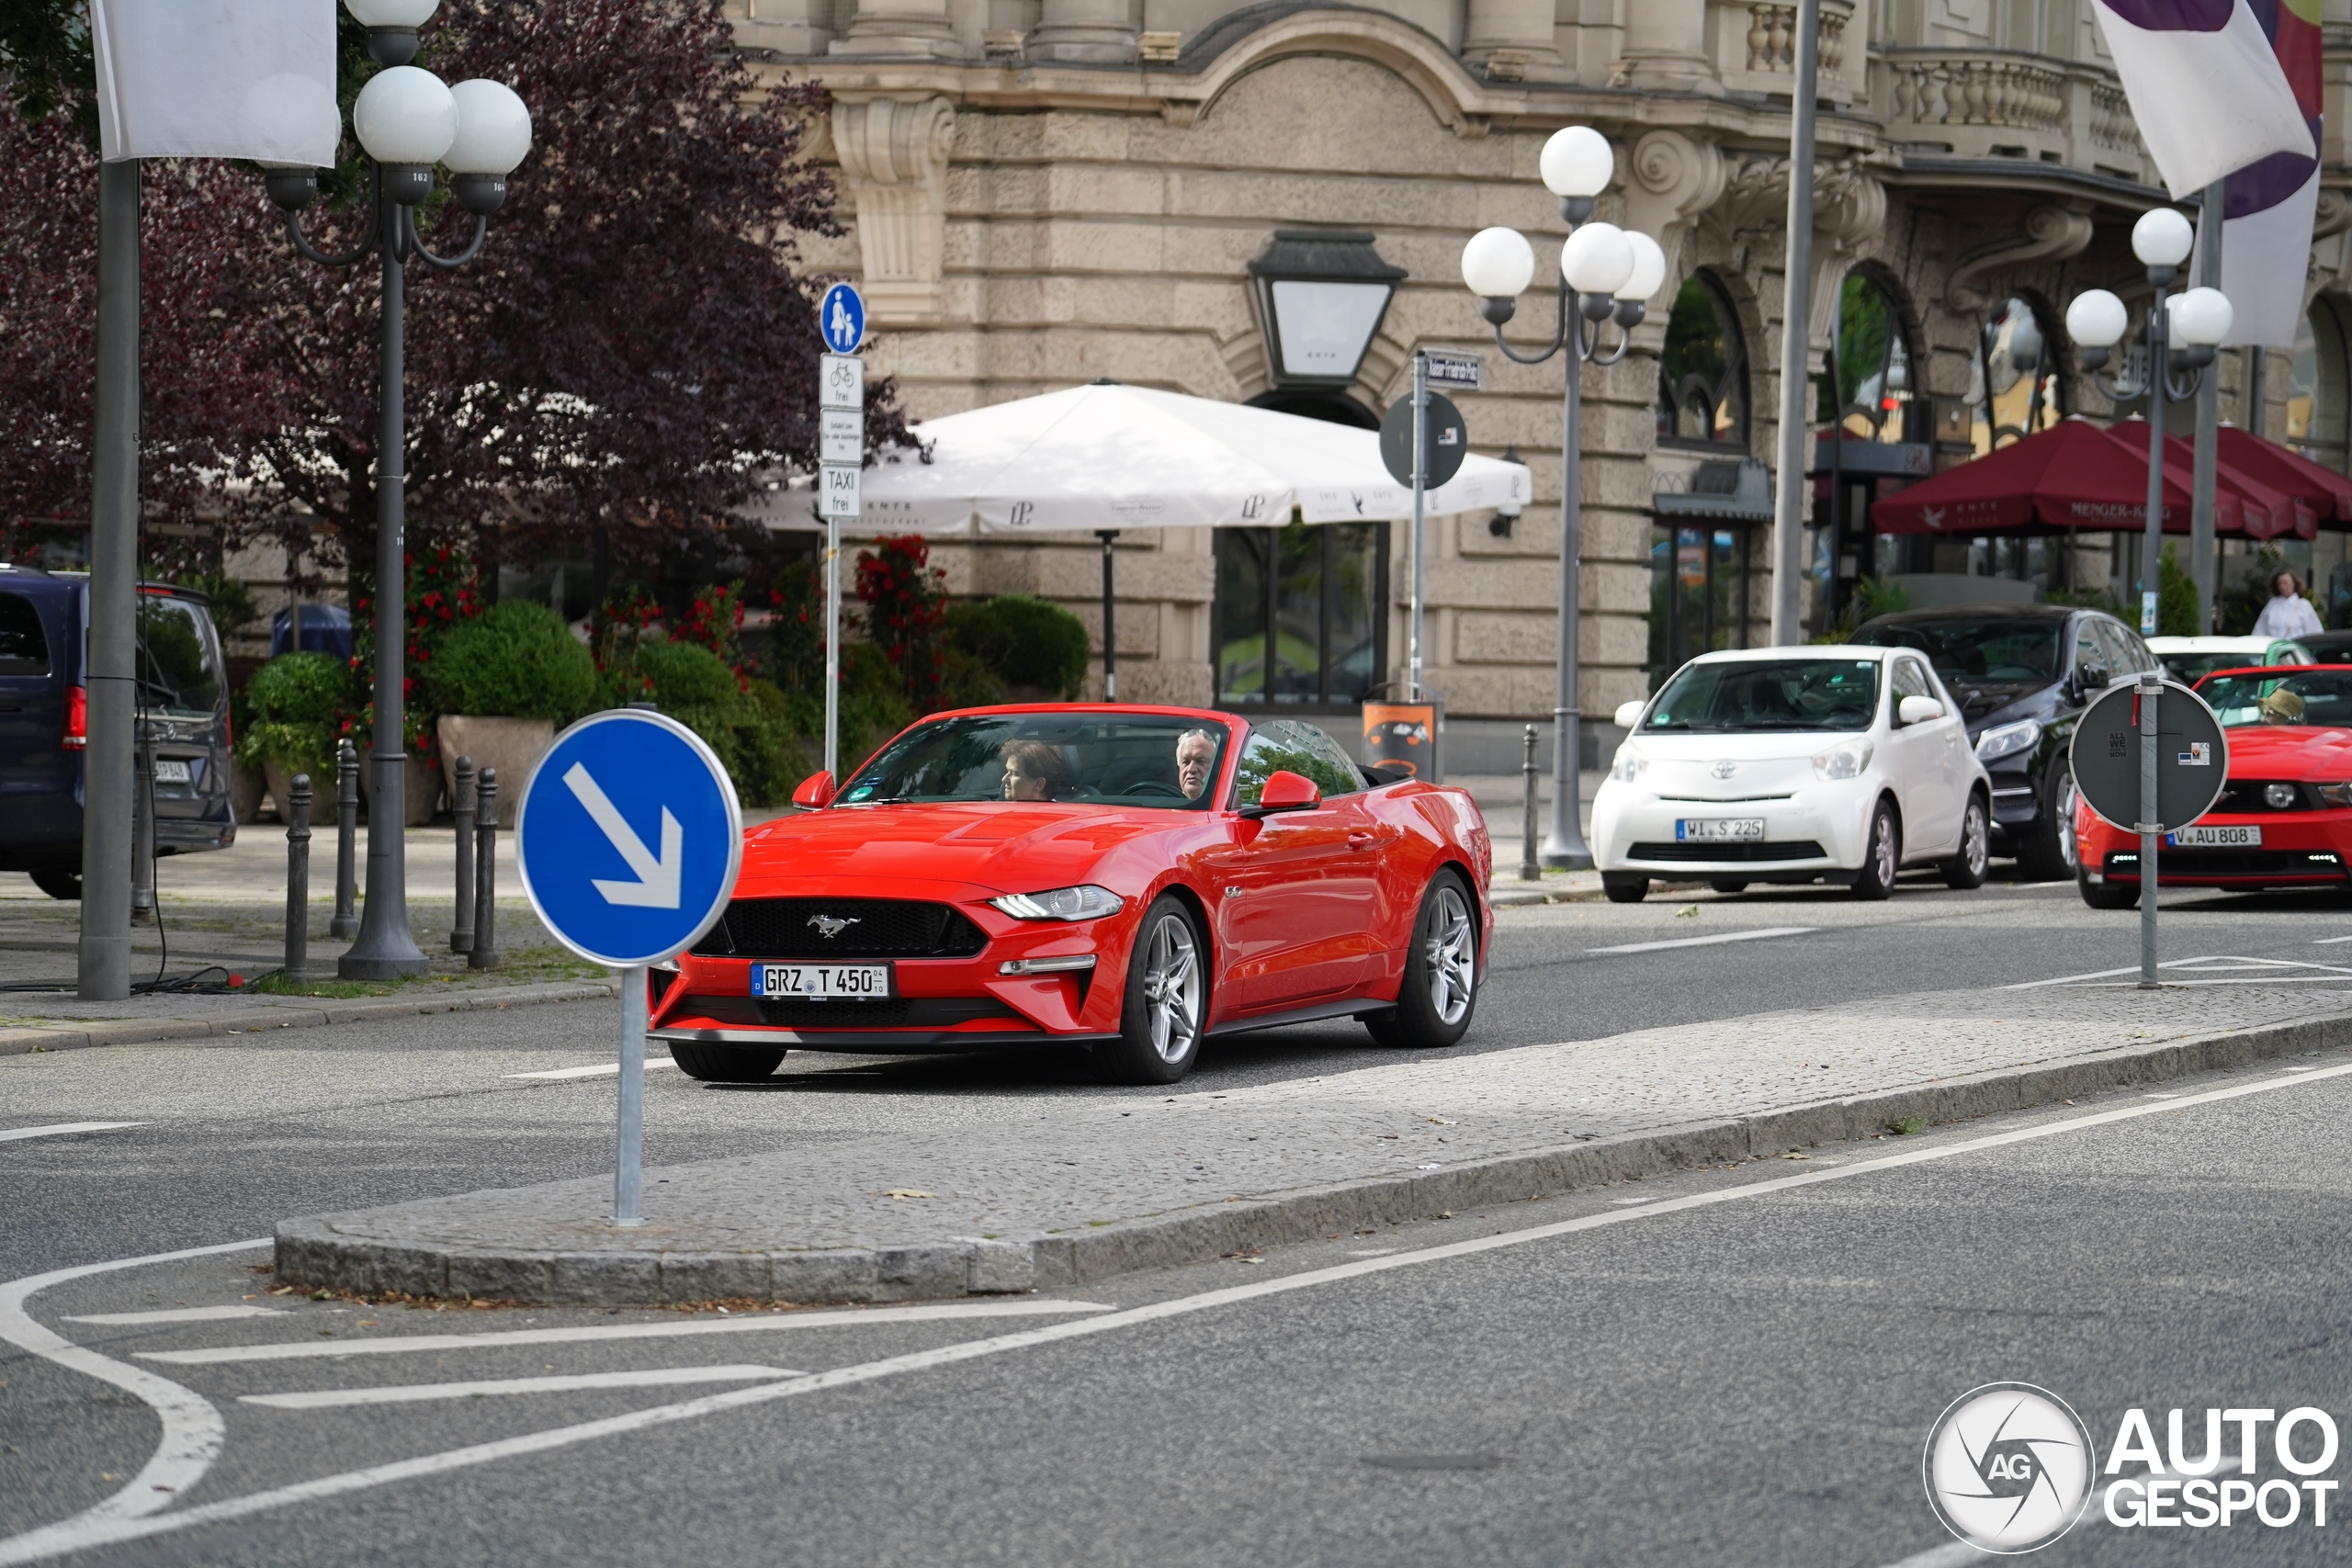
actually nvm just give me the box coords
[6,1040,2350,1565]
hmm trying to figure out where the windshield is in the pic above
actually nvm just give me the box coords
[1850,618,2064,686]
[136,596,223,717]
[1643,659,1880,733]
[838,713,1235,807]
[2195,670,2352,729]
[2165,650,2292,686]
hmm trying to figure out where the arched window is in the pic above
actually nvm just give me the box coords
[1969,296,2063,453]
[2289,297,2351,473]
[1656,273,1748,448]
[1820,270,1916,443]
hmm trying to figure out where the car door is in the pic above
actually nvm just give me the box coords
[0,586,74,860]
[1881,655,1959,854]
[1200,722,1366,1010]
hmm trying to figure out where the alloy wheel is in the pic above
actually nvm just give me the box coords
[1871,810,1898,888]
[1424,885,1476,1026]
[1140,911,1202,1064]
[2055,773,2079,872]
[1963,799,1989,878]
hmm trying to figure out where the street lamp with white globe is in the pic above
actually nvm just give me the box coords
[261,1,533,979]
[1458,125,1668,869]
[2064,206,2232,639]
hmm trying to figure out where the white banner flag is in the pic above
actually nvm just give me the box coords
[2090,0,2312,198]
[91,0,340,165]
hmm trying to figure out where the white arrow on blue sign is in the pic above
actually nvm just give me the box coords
[514,709,742,968]
[819,282,865,355]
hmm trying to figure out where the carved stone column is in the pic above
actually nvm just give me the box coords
[1461,0,1565,82]
[1620,0,1719,96]
[829,0,958,58]
[831,96,956,323]
[1028,0,1137,63]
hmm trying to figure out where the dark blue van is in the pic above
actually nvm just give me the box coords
[0,566,236,898]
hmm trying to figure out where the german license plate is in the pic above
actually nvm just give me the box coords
[2167,824,2260,848]
[1676,818,1764,841]
[751,963,892,1000]
[153,759,191,784]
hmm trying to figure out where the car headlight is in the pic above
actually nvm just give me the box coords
[989,885,1125,921]
[2319,783,2352,807]
[1609,745,1647,784]
[1812,739,1873,781]
[1973,718,2041,763]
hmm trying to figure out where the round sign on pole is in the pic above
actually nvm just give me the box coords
[1379,393,1467,489]
[514,709,743,968]
[2068,680,2228,833]
[819,282,865,355]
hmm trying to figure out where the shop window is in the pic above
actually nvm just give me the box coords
[1646,524,1755,687]
[2288,296,2351,473]
[1216,520,1387,706]
[1656,273,1748,449]
[1969,296,2063,454]
[1819,271,1916,444]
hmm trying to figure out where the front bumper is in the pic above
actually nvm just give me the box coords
[1592,778,1873,878]
[2080,810,2352,888]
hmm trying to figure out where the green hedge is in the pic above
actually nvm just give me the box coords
[233,652,351,773]
[423,601,597,721]
[946,594,1090,699]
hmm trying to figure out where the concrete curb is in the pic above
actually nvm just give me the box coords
[0,980,617,1056]
[272,1007,2352,1307]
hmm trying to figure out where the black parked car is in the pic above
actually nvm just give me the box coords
[2295,628,2352,663]
[1849,604,2159,879]
[0,566,236,897]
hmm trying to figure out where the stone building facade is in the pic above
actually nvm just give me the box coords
[739,0,2352,766]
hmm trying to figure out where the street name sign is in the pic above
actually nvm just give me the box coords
[819,282,865,355]
[515,707,742,1227]
[1423,350,1482,391]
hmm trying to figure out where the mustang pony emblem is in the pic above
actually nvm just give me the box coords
[808,914,861,939]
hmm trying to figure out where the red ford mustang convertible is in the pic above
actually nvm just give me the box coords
[650,705,1494,1084]
[2076,665,2352,906]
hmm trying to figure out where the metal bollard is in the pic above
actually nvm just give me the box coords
[331,738,359,940]
[469,766,500,969]
[449,754,475,953]
[130,728,156,923]
[284,773,311,978]
[1520,722,1541,882]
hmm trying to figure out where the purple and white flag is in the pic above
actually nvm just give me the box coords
[2190,0,2324,347]
[2090,0,2312,198]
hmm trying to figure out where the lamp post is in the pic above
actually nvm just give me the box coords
[1458,126,1668,869]
[2064,207,2232,639]
[262,0,532,979]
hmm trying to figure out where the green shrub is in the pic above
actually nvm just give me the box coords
[234,652,352,772]
[947,594,1090,698]
[424,601,597,720]
[637,639,739,709]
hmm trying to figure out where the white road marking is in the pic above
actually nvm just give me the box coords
[1586,926,1815,955]
[65,1306,283,1326]
[1345,1249,1395,1258]
[2314,936,2352,944]
[2005,953,2352,989]
[16,1059,2352,1563]
[1871,1542,1976,1568]
[0,1122,143,1144]
[505,1061,677,1081]
[241,1365,798,1410]
[140,1298,1114,1367]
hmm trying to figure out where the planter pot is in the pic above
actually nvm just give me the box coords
[360,750,442,827]
[261,758,342,826]
[436,715,555,829]
[232,759,267,824]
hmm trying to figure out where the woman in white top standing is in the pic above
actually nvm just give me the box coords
[2252,569,2325,640]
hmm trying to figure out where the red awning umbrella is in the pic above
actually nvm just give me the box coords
[2116,422,2312,542]
[2216,424,2352,527]
[1871,417,2192,536]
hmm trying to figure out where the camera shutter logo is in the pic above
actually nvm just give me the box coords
[1922,1382,2096,1552]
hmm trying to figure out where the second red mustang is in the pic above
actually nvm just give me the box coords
[650,705,1493,1085]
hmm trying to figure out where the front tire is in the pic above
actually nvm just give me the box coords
[1942,793,1990,890]
[2017,767,2079,881]
[1601,874,1648,904]
[1364,873,1479,1051]
[1096,895,1205,1085]
[1707,879,1748,895]
[668,1043,785,1082]
[2077,867,2140,909]
[1851,801,1899,900]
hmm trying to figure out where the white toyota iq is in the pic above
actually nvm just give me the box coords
[1594,647,1992,902]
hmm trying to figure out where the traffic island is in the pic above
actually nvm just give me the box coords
[273,983,2352,1306]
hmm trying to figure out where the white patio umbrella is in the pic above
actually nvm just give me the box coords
[856,380,1532,698]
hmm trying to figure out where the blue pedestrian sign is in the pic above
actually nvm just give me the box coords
[514,709,742,969]
[819,283,865,355]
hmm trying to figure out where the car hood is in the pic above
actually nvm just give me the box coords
[2221,725,2352,780]
[1621,730,1864,798]
[738,801,1187,895]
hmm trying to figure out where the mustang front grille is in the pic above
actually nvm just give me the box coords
[691,897,989,959]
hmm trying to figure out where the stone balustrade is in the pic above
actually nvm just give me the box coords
[1874,48,2153,178]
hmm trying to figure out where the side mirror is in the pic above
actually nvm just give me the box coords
[1897,695,1945,726]
[1238,770,1321,819]
[2075,663,2110,697]
[792,770,836,809]
[1612,699,1646,730]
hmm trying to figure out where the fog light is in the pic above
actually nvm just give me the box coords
[2267,782,2299,808]
[999,954,1098,976]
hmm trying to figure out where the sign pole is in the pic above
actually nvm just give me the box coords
[1409,350,1428,703]
[817,285,867,784]
[824,520,840,780]
[616,964,646,1225]
[2138,672,2160,988]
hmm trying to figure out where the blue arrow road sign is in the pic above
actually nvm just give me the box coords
[514,709,742,968]
[819,282,865,355]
